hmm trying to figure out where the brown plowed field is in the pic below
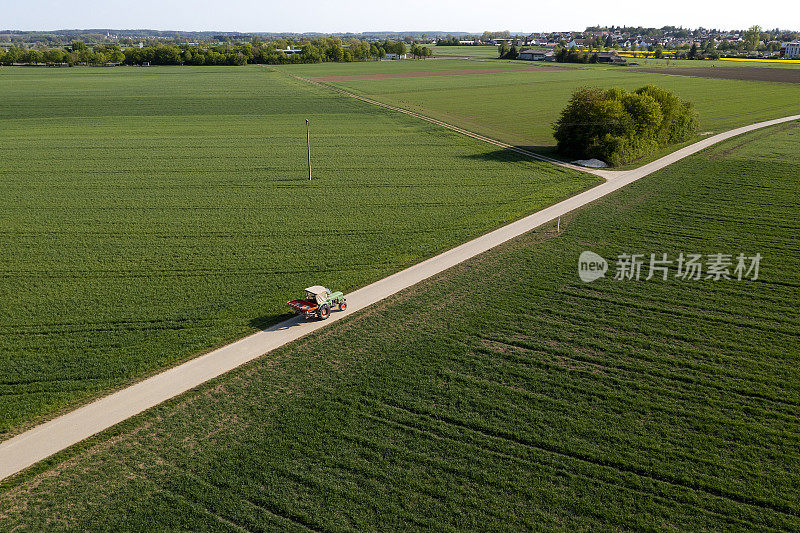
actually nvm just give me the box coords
[641,66,800,84]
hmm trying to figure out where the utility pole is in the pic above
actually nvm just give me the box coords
[306,118,312,180]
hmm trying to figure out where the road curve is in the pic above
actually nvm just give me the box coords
[1,113,798,483]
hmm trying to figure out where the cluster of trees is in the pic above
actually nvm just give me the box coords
[498,43,518,59]
[373,40,409,58]
[685,42,719,60]
[553,85,698,166]
[0,38,429,66]
[731,25,800,51]
[553,48,604,63]
[435,36,475,46]
[480,30,512,41]
[436,31,519,47]
[409,44,433,58]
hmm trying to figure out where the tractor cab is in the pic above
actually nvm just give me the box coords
[305,286,331,305]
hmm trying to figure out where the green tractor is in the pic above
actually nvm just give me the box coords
[287,285,347,320]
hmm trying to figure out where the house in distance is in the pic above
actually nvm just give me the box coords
[518,49,555,61]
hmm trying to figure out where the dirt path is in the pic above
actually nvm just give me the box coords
[0,96,797,483]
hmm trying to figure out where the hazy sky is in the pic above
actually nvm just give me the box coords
[3,0,798,33]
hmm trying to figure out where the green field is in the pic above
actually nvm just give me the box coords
[281,59,800,152]
[0,65,598,436]
[281,57,531,76]
[3,121,798,530]
[431,45,501,58]
[278,57,526,76]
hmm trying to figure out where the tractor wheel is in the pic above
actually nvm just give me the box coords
[318,305,330,320]
[339,301,347,311]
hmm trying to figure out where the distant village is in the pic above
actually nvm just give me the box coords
[432,27,800,59]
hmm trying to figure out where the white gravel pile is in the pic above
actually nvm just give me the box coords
[571,158,609,168]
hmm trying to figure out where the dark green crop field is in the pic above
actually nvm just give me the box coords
[3,120,797,530]
[0,66,597,436]
[282,60,800,151]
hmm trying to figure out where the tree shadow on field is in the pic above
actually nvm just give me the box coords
[464,145,568,164]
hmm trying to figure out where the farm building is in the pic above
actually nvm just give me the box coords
[275,46,303,55]
[596,52,626,64]
[780,42,800,58]
[518,49,555,61]
[383,53,407,60]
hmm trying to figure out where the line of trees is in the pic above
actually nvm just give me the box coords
[0,38,429,66]
[554,48,603,64]
[434,36,465,46]
[0,43,125,65]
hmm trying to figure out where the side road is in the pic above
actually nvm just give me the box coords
[0,113,798,483]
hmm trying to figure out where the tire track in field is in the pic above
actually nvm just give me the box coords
[242,498,319,532]
[472,335,800,421]
[360,399,781,530]
[362,413,770,530]
[369,396,800,522]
